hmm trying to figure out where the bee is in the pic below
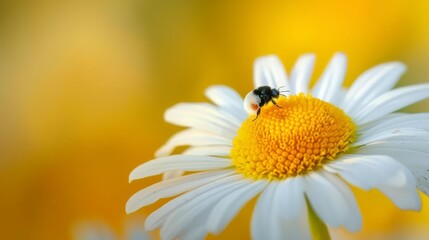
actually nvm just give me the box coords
[244,86,289,121]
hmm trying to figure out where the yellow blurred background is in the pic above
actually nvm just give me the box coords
[1,0,429,239]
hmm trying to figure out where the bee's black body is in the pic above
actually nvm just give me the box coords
[252,86,283,120]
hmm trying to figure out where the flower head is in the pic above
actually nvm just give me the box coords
[127,53,429,240]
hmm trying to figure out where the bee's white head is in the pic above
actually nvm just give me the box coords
[243,91,261,115]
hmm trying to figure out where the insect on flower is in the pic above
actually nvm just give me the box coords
[244,86,289,120]
[127,53,429,240]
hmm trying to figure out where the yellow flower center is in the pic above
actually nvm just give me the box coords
[231,93,357,179]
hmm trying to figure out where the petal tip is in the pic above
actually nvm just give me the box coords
[129,171,138,183]
[125,197,139,214]
[332,52,347,62]
[154,147,167,158]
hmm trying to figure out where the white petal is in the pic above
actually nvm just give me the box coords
[178,213,207,240]
[357,146,429,196]
[353,128,429,147]
[279,205,311,240]
[145,175,239,231]
[354,84,429,124]
[182,145,232,156]
[155,129,232,157]
[325,154,421,210]
[160,175,247,240]
[342,62,406,115]
[357,113,405,131]
[277,176,305,219]
[160,144,231,180]
[357,146,429,169]
[269,182,289,240]
[165,103,241,132]
[368,135,429,143]
[126,170,234,213]
[204,85,247,121]
[290,54,315,94]
[361,141,429,154]
[206,180,267,234]
[252,180,311,240]
[330,87,348,107]
[358,113,429,137]
[162,170,184,180]
[253,55,291,91]
[251,182,281,240]
[275,177,311,240]
[311,53,347,103]
[129,155,232,181]
[304,171,362,232]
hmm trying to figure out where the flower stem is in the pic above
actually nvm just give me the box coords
[306,196,330,240]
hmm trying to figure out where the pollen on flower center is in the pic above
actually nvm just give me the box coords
[231,93,357,179]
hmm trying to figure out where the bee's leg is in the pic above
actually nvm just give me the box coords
[272,99,282,108]
[253,108,261,121]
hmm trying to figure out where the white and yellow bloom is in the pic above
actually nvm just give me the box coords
[127,53,429,240]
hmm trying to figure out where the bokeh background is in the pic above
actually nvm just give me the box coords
[1,0,429,239]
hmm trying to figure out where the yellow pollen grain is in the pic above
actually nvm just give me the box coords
[231,93,356,180]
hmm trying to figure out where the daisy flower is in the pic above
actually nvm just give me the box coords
[126,53,429,240]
